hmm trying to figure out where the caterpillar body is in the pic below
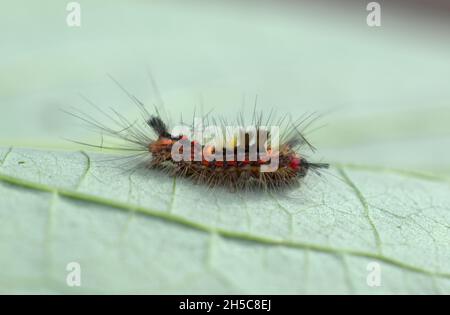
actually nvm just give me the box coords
[146,115,328,191]
[67,87,328,191]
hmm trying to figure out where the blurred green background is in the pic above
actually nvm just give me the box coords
[1,0,450,172]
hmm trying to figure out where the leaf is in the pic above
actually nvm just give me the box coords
[1,146,449,294]
[2,0,450,294]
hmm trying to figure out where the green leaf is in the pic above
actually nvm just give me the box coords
[2,0,450,294]
[1,146,449,293]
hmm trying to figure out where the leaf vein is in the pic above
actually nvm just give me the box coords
[1,171,449,280]
[338,168,383,254]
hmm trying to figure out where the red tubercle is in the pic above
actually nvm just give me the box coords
[289,156,301,171]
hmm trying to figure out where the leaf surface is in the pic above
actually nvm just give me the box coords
[1,147,449,293]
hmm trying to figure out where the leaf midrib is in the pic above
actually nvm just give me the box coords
[0,170,449,281]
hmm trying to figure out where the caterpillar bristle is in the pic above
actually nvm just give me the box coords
[147,116,171,138]
[66,87,328,192]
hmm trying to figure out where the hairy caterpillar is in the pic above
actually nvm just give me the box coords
[146,115,328,191]
[66,83,328,191]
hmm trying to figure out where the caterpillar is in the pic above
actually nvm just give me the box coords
[66,86,328,192]
[145,114,328,191]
